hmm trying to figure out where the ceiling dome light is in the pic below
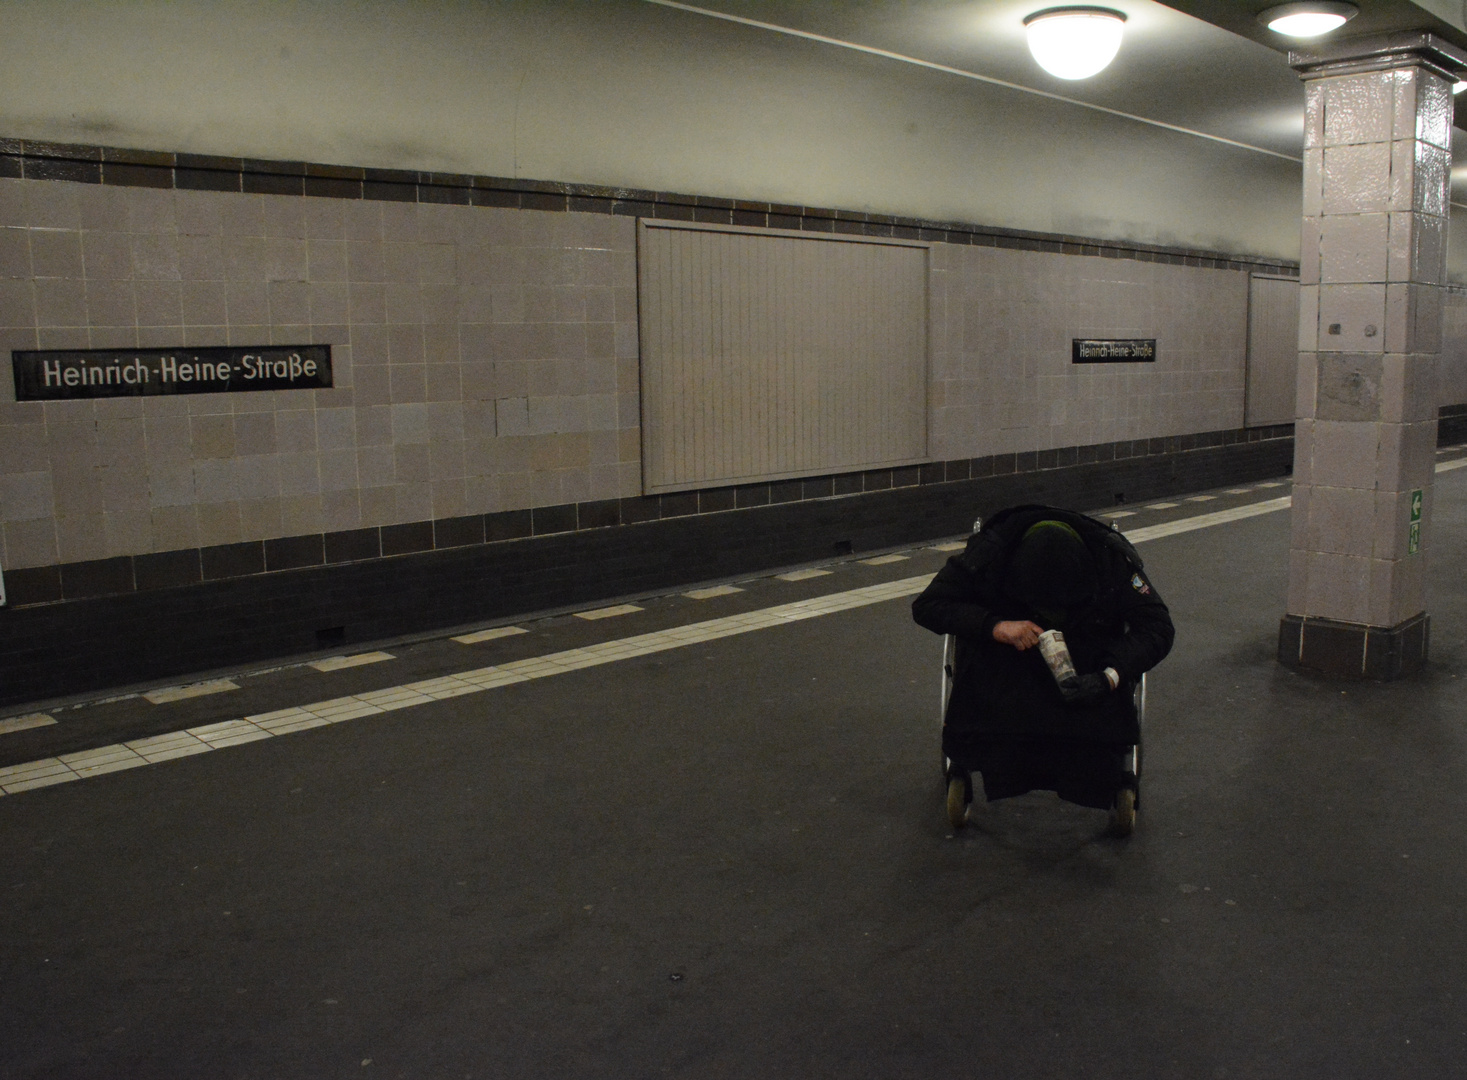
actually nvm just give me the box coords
[1258,3,1358,38]
[1023,7,1127,81]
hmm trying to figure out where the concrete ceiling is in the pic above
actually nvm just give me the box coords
[655,0,1467,191]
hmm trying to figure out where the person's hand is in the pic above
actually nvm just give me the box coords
[992,620,1043,650]
[1059,672,1111,705]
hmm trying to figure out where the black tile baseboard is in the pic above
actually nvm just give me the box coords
[0,436,1296,708]
[0,137,1300,276]
[1278,612,1430,680]
[1,427,1296,610]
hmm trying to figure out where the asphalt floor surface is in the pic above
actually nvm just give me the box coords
[2,457,1466,1078]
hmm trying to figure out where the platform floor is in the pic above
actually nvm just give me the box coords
[2,455,1466,1079]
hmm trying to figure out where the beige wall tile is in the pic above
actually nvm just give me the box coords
[235,456,281,501]
[150,504,199,551]
[196,501,243,546]
[133,234,180,281]
[356,446,395,488]
[190,415,235,458]
[4,516,59,568]
[30,229,82,279]
[393,482,432,523]
[56,512,108,562]
[105,508,152,556]
[0,279,36,325]
[430,479,466,518]
[100,464,150,512]
[280,494,324,536]
[344,488,379,529]
[35,279,87,326]
[318,449,359,492]
[0,470,54,521]
[239,497,282,540]
[263,196,305,239]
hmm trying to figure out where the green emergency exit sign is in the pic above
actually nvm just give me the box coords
[1409,489,1422,555]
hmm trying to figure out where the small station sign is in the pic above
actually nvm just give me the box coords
[12,345,332,401]
[1071,339,1157,364]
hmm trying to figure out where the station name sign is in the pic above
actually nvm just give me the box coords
[1071,339,1156,364]
[11,345,332,401]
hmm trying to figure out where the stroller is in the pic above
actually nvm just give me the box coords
[937,516,1146,837]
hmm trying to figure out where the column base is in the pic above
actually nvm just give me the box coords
[1278,612,1430,680]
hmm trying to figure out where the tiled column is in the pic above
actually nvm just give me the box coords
[1280,34,1467,679]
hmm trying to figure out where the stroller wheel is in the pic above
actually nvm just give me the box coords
[946,773,971,830]
[1110,787,1136,838]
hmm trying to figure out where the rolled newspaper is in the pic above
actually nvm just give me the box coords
[1036,629,1077,686]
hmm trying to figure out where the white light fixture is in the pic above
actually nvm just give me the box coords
[1023,7,1127,80]
[1258,3,1358,38]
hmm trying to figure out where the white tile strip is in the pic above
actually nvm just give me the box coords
[61,745,148,778]
[0,493,1301,797]
[1185,495,1217,502]
[860,554,910,566]
[143,679,240,705]
[0,713,57,735]
[776,568,832,581]
[128,731,212,762]
[575,604,643,620]
[1436,459,1467,473]
[0,758,71,785]
[1145,502,1179,510]
[683,585,744,600]
[928,541,966,552]
[1123,496,1292,544]
[453,626,528,644]
[309,652,395,672]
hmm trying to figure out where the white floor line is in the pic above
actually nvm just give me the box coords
[453,626,527,644]
[142,679,240,705]
[309,652,395,673]
[1123,496,1292,543]
[575,604,643,620]
[0,713,56,735]
[860,554,910,565]
[0,492,1303,797]
[777,568,832,581]
[1437,459,1467,473]
[684,584,744,599]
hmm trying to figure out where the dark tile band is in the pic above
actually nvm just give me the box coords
[0,436,1302,709]
[0,137,1300,277]
[1,424,1302,609]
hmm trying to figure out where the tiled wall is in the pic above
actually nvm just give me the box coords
[0,177,639,573]
[0,147,1300,588]
[930,244,1249,459]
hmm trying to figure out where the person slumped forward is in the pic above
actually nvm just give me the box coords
[912,505,1175,835]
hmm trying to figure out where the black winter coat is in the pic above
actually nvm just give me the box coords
[912,505,1175,745]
